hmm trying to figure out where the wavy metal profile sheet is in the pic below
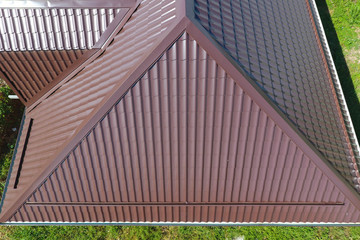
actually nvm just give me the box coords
[1,0,178,220]
[0,8,126,103]
[8,33,360,223]
[0,49,87,102]
[0,8,121,51]
[193,0,359,191]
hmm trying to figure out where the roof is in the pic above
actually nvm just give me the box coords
[1,0,360,224]
[193,0,360,189]
[0,4,131,105]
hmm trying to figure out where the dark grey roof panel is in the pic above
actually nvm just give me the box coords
[307,0,360,175]
[193,0,359,189]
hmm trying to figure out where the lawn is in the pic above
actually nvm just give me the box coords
[0,0,360,239]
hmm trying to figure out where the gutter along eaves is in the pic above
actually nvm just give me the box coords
[0,13,191,222]
[305,0,360,185]
[309,0,360,176]
[185,4,360,214]
[2,221,360,227]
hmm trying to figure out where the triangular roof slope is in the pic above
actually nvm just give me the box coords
[0,4,132,106]
[7,33,360,223]
[0,0,181,222]
[1,0,360,225]
[191,0,360,191]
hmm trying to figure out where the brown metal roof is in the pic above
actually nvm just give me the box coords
[7,32,360,223]
[0,8,123,51]
[0,0,137,9]
[193,0,360,192]
[1,0,360,224]
[0,0,180,222]
[0,7,129,105]
[0,49,89,102]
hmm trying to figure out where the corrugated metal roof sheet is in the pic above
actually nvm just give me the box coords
[8,33,360,223]
[308,0,360,182]
[193,0,360,191]
[0,0,137,9]
[0,0,178,222]
[0,49,87,101]
[2,0,360,224]
[0,7,128,105]
[0,8,121,51]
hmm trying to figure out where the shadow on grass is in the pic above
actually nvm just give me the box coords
[316,0,360,142]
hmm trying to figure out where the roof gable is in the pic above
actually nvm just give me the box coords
[8,33,360,223]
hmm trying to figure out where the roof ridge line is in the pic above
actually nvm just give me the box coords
[185,14,360,212]
[0,16,190,222]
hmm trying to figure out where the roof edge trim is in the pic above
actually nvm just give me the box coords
[0,0,137,8]
[185,9,360,211]
[309,0,360,172]
[2,221,360,227]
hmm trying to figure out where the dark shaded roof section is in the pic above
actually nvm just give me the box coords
[0,7,129,105]
[193,0,360,191]
[0,49,88,102]
[307,0,360,180]
[7,33,360,223]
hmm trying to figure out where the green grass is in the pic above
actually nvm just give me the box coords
[1,225,360,240]
[0,1,360,239]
